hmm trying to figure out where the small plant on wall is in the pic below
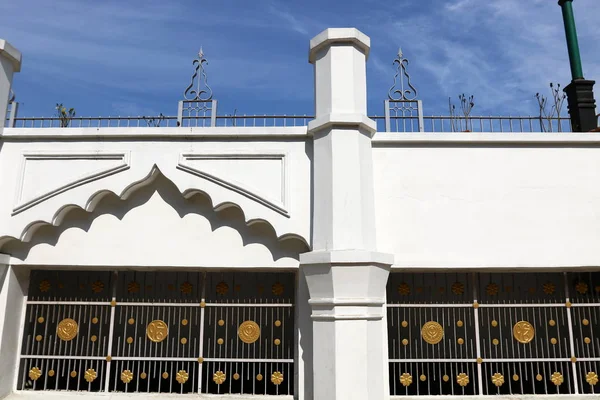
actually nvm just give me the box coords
[55,103,76,127]
[449,94,475,132]
[536,83,566,132]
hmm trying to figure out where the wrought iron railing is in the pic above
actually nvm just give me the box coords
[4,114,571,132]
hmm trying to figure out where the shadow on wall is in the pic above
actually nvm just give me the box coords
[2,172,309,261]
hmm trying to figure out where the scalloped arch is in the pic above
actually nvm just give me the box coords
[0,165,310,250]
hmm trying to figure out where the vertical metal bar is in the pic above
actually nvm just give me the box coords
[417,100,424,132]
[198,273,206,393]
[211,100,218,127]
[104,271,118,392]
[384,100,391,132]
[564,272,579,394]
[8,101,18,128]
[177,101,184,127]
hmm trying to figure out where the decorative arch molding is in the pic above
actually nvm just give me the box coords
[0,152,310,249]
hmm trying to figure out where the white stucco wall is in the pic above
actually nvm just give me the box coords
[0,128,312,267]
[373,133,600,269]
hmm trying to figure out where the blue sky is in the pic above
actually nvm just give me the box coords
[2,0,599,118]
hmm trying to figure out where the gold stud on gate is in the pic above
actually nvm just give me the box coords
[57,318,79,341]
[238,320,261,344]
[513,321,535,344]
[421,321,443,345]
[147,320,169,343]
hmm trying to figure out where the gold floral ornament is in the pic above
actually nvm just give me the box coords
[400,373,412,387]
[492,373,505,387]
[213,371,226,385]
[398,283,411,296]
[272,282,284,296]
[456,373,469,387]
[57,318,79,341]
[84,369,97,383]
[543,282,556,295]
[586,372,599,386]
[127,281,140,293]
[271,371,284,385]
[121,370,134,384]
[513,321,535,344]
[147,320,169,343]
[216,282,229,295]
[451,282,464,295]
[486,283,499,296]
[576,281,589,294]
[180,282,193,294]
[421,321,444,345]
[551,372,564,386]
[91,281,104,293]
[176,370,189,384]
[39,280,51,293]
[29,367,42,381]
[238,320,261,344]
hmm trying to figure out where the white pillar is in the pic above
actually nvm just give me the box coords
[0,255,27,398]
[300,28,394,400]
[0,39,22,136]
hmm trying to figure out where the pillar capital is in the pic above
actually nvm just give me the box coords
[309,28,370,63]
[0,39,22,73]
[308,28,372,126]
[0,39,21,136]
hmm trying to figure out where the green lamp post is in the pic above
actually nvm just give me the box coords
[558,0,597,132]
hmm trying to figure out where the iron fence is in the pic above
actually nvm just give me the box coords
[5,114,571,132]
[387,271,600,397]
[19,270,295,396]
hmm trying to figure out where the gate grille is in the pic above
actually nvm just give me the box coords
[387,272,600,396]
[19,270,295,395]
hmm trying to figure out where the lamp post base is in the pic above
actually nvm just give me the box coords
[564,79,597,132]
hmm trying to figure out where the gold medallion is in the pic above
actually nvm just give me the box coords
[147,320,169,343]
[238,320,261,344]
[421,321,444,344]
[57,318,79,341]
[513,320,535,344]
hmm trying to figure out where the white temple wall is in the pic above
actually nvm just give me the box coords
[0,129,312,260]
[373,133,600,269]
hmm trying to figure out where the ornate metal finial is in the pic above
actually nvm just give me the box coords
[388,48,418,101]
[183,47,213,101]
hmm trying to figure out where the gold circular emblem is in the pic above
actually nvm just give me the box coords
[238,320,261,344]
[147,320,169,343]
[513,321,535,343]
[421,321,444,345]
[57,318,79,341]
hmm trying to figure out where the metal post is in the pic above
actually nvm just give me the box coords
[211,100,217,127]
[417,100,424,132]
[558,0,597,132]
[384,100,391,132]
[559,0,584,80]
[177,101,184,127]
[8,101,18,127]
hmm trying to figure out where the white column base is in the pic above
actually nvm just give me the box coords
[0,256,27,398]
[300,250,393,400]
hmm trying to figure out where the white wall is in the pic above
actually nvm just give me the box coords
[373,133,600,269]
[0,128,312,266]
